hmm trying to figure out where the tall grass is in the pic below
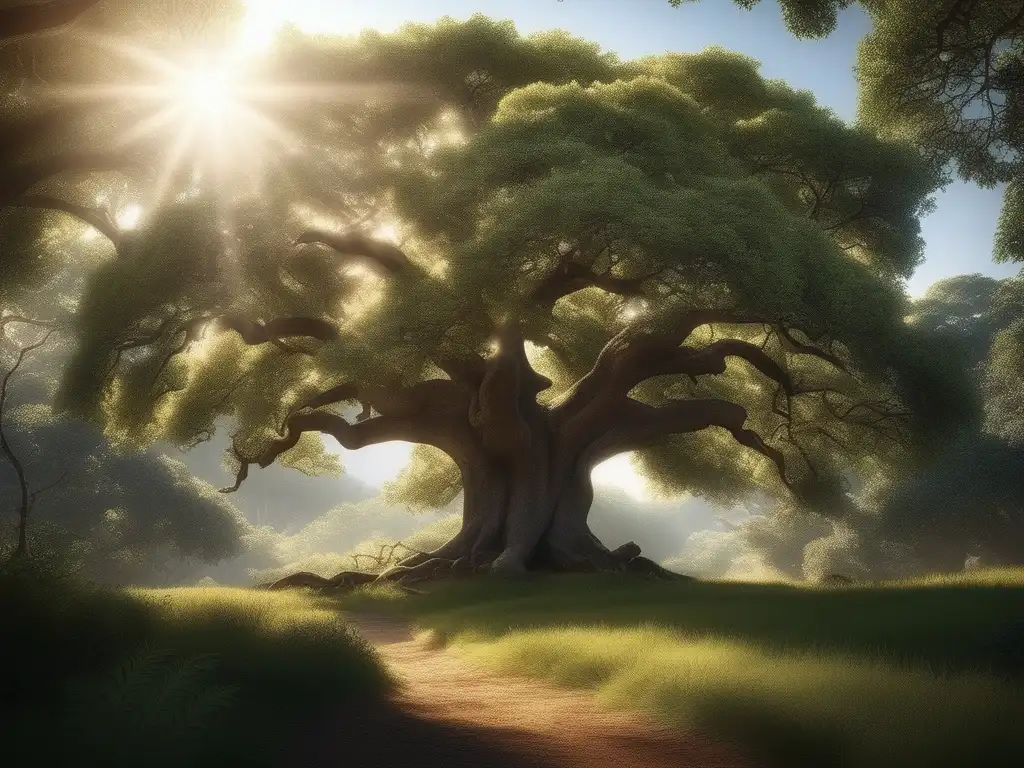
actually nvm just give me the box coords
[1,563,393,767]
[338,568,1024,767]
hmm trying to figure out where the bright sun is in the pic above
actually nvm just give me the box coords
[173,68,236,119]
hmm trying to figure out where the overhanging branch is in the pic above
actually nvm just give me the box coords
[594,397,791,488]
[1,151,139,207]
[102,313,339,389]
[0,314,62,339]
[531,259,653,308]
[221,374,477,493]
[299,382,360,411]
[217,315,340,346]
[220,407,442,494]
[0,0,101,40]
[776,327,848,372]
[10,194,122,248]
[666,339,797,395]
[553,309,790,414]
[294,229,413,273]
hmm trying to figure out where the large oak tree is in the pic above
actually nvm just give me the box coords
[4,12,971,584]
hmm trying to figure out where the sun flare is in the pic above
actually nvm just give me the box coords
[172,67,236,120]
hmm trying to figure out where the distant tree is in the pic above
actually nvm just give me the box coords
[907,274,1006,377]
[730,274,1024,578]
[0,400,248,584]
[983,276,1024,445]
[870,431,1024,572]
[0,315,59,559]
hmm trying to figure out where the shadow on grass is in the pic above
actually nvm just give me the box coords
[339,570,1024,676]
[0,562,392,768]
[290,698,573,768]
[337,568,1024,768]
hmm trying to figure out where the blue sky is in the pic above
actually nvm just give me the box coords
[238,0,1019,490]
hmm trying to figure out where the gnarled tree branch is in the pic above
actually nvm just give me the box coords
[674,339,796,393]
[0,314,62,339]
[220,411,416,493]
[294,229,413,273]
[298,382,360,411]
[0,0,100,41]
[217,315,340,345]
[220,400,457,494]
[531,259,652,308]
[553,309,780,415]
[593,397,790,488]
[9,193,122,248]
[1,151,138,207]
[555,310,839,425]
[223,375,475,493]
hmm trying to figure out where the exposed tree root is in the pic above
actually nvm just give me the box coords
[256,539,692,594]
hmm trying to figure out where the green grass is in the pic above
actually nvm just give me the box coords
[338,568,1024,767]
[1,563,394,768]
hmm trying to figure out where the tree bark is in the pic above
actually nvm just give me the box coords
[251,312,865,592]
[259,381,698,590]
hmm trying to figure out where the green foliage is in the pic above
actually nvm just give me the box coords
[0,208,65,300]
[855,0,1023,187]
[984,316,1024,445]
[275,430,342,477]
[995,178,1024,263]
[666,0,1024,281]
[1,14,963,512]
[908,274,1005,373]
[0,402,248,585]
[874,432,1024,570]
[63,646,238,767]
[382,444,462,510]
[1,564,392,767]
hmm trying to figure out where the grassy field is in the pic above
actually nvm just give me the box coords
[1,564,394,768]
[338,568,1024,767]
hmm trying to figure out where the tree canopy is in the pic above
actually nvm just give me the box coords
[0,8,984,580]
[665,1,1024,262]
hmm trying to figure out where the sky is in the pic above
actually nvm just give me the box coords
[231,0,1020,497]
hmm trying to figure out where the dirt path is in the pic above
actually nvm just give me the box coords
[292,612,756,768]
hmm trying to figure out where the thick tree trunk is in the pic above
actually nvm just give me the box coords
[263,433,686,592]
[261,319,807,592]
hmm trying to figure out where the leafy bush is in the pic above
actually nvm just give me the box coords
[1,561,393,767]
